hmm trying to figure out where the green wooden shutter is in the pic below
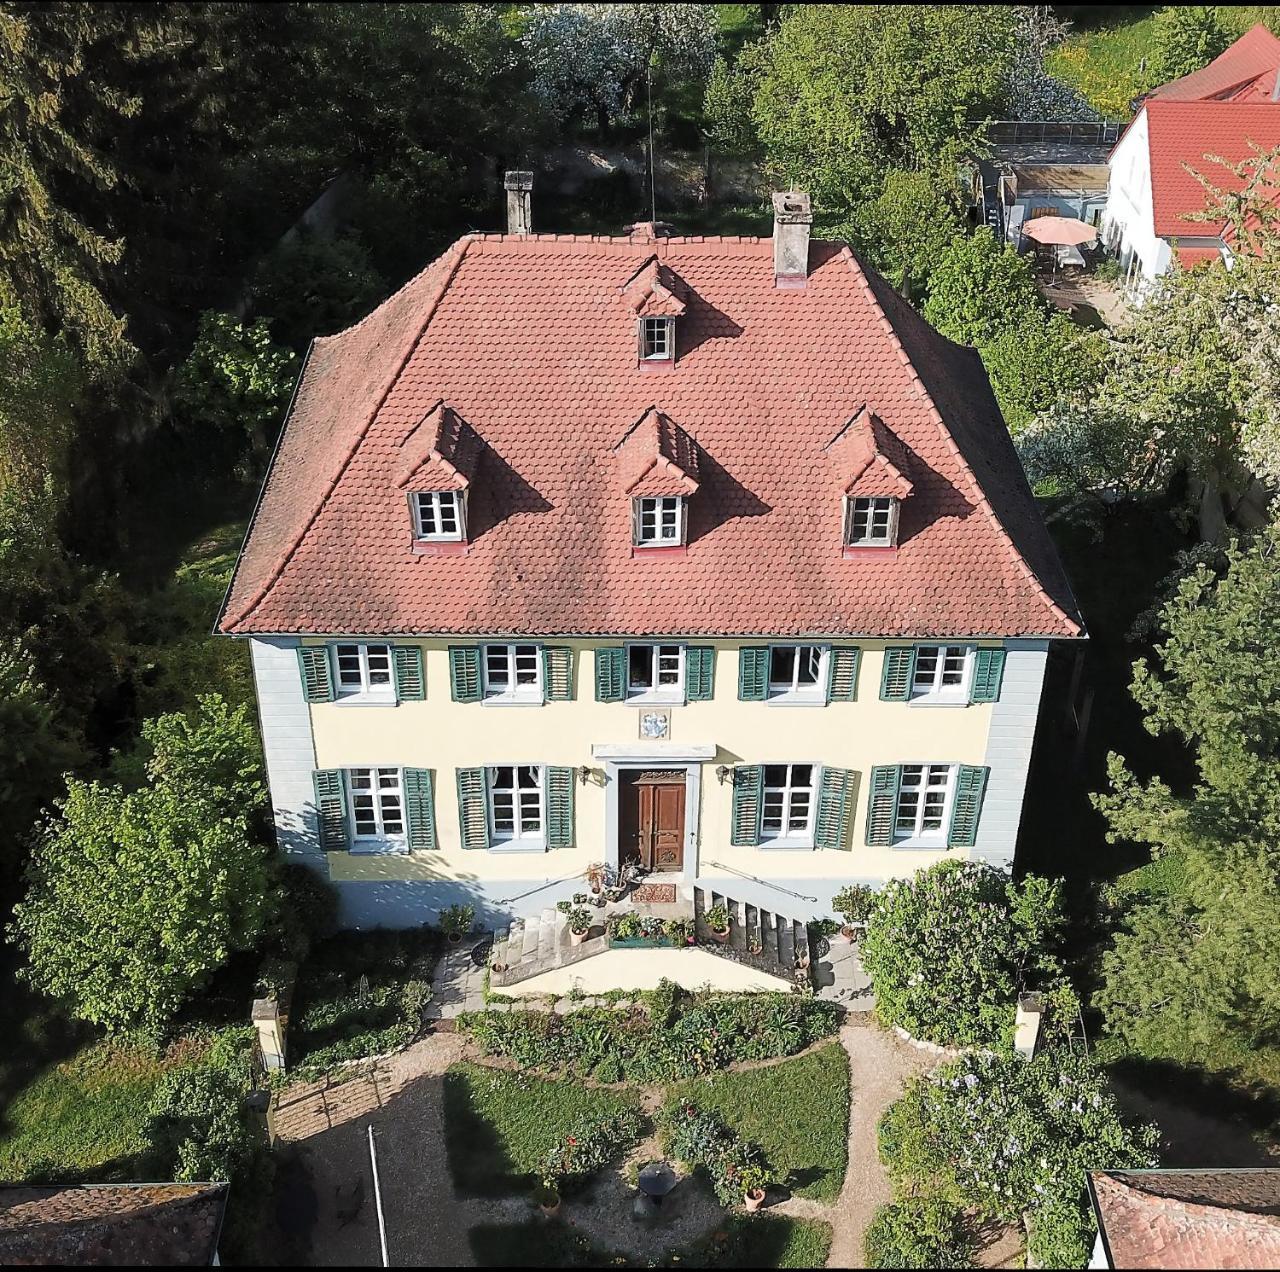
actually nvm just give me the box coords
[298,646,335,703]
[595,647,626,701]
[865,765,902,846]
[879,648,916,701]
[456,767,489,849]
[392,645,425,702]
[948,765,989,848]
[448,646,482,702]
[738,647,769,700]
[828,647,861,702]
[403,768,436,851]
[312,769,348,851]
[542,647,574,701]
[685,646,715,700]
[970,648,1006,703]
[814,767,855,849]
[730,765,763,846]
[546,766,575,848]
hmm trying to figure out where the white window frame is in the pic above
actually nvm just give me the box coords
[633,496,686,547]
[486,763,546,850]
[411,489,466,542]
[766,644,829,704]
[760,762,818,849]
[844,495,899,547]
[346,766,407,852]
[640,316,674,361]
[481,642,544,705]
[910,644,973,704]
[331,642,395,703]
[625,642,685,704]
[892,763,956,847]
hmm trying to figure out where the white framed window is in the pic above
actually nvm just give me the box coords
[894,763,955,844]
[482,643,542,703]
[626,643,684,701]
[767,645,828,702]
[347,767,406,846]
[332,642,394,701]
[411,490,465,541]
[844,496,898,547]
[912,645,972,702]
[640,316,673,361]
[761,763,816,846]
[488,764,544,846]
[634,496,685,547]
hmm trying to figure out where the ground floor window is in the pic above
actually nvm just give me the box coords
[348,767,405,840]
[488,764,544,844]
[894,764,954,842]
[761,763,816,843]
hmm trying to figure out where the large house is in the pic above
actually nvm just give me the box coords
[1103,23,1280,292]
[219,181,1083,930]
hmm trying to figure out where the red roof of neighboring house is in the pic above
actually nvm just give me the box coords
[1089,1170,1280,1269]
[220,231,1081,639]
[1148,24,1280,103]
[1144,100,1280,238]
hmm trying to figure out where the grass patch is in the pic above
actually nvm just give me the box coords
[666,1042,849,1202]
[468,1214,833,1268]
[443,1062,643,1197]
[1047,9,1161,118]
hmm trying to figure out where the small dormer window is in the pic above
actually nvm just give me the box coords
[412,490,466,542]
[640,317,673,361]
[633,495,685,547]
[844,496,898,548]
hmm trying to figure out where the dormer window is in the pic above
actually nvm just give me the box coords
[412,490,466,542]
[844,496,899,548]
[634,495,685,547]
[640,316,674,362]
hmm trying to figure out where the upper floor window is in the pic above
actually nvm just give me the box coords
[761,763,816,846]
[894,763,954,843]
[627,643,684,701]
[640,316,674,361]
[412,490,465,542]
[348,767,405,843]
[633,495,685,547]
[488,764,544,846]
[333,642,394,701]
[768,645,827,702]
[912,645,972,702]
[483,642,542,703]
[845,496,898,547]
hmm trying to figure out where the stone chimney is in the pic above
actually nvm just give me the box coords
[772,190,813,289]
[504,170,534,235]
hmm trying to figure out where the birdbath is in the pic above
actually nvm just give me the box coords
[634,1161,678,1220]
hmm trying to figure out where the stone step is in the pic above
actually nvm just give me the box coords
[538,908,560,961]
[520,917,543,962]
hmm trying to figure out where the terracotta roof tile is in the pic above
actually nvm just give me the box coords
[1148,25,1280,103]
[828,407,914,498]
[220,232,1082,639]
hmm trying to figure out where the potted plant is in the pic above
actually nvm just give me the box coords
[440,903,475,945]
[567,906,593,946]
[832,884,876,942]
[585,862,606,896]
[534,1177,561,1217]
[740,1162,770,1212]
[704,903,732,943]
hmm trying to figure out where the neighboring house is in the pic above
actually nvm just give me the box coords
[0,1183,227,1266]
[1087,1168,1280,1269]
[219,180,1083,930]
[1102,24,1280,293]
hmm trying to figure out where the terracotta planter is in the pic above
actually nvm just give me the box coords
[744,1188,766,1212]
[447,932,463,946]
[569,928,588,946]
[710,925,731,944]
[539,1194,561,1218]
[491,961,508,975]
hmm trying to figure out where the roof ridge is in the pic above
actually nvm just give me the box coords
[224,239,473,632]
[842,248,1080,636]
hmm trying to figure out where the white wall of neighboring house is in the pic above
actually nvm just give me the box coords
[1089,1230,1110,1269]
[1102,108,1174,292]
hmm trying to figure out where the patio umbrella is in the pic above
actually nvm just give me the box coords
[1022,215,1097,246]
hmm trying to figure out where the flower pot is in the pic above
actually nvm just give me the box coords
[744,1188,766,1212]
[569,928,588,946]
[491,961,508,974]
[447,932,463,945]
[710,926,731,944]
[539,1193,561,1218]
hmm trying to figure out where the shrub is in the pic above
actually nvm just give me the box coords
[540,1106,645,1191]
[864,1196,974,1269]
[662,1103,776,1206]
[274,863,339,964]
[1028,1195,1096,1271]
[440,903,475,939]
[831,884,876,927]
[860,859,1069,1047]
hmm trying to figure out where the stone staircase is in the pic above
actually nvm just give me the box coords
[693,886,813,987]
[488,906,610,990]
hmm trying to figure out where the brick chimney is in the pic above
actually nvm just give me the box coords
[772,190,812,289]
[504,170,533,235]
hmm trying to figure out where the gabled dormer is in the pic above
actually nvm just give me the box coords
[826,407,914,554]
[614,407,699,554]
[397,401,483,554]
[622,257,688,370]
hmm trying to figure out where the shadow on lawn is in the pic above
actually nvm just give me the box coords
[441,1069,523,1196]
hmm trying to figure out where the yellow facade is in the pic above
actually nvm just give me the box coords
[306,637,998,888]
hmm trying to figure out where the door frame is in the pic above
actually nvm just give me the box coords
[602,759,702,882]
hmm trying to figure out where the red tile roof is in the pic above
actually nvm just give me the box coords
[1090,1170,1280,1269]
[220,232,1081,639]
[1148,24,1280,103]
[616,407,700,498]
[828,407,915,499]
[1144,100,1280,238]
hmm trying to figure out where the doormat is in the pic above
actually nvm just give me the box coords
[632,883,677,904]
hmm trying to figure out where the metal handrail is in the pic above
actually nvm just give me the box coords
[702,861,818,904]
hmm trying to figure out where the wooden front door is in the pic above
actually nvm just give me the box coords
[619,770,686,872]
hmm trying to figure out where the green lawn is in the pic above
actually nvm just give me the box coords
[443,1062,643,1197]
[666,1041,850,1202]
[1047,9,1162,119]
